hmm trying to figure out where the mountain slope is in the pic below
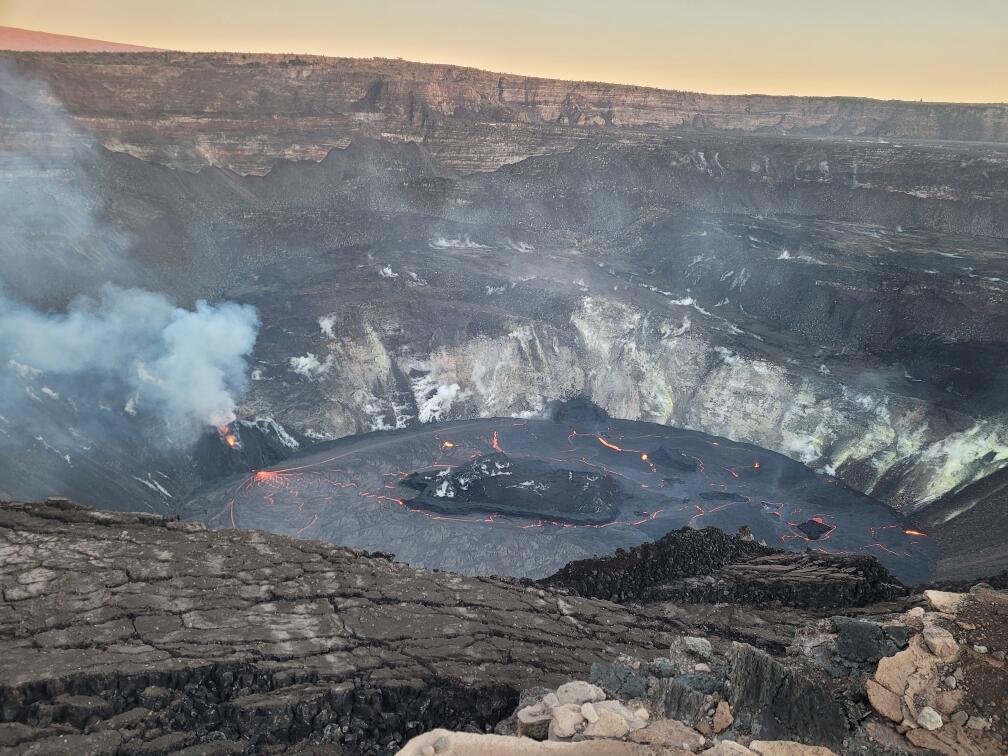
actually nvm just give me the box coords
[2,50,1007,177]
[0,26,157,53]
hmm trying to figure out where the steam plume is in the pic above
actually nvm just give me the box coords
[0,287,259,435]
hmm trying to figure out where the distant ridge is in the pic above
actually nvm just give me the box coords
[0,25,158,52]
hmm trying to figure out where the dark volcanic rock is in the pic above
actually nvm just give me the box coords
[832,616,909,663]
[589,662,648,700]
[650,446,701,474]
[539,526,775,602]
[0,500,680,755]
[649,678,712,727]
[402,452,624,524]
[193,419,302,483]
[796,517,834,540]
[649,551,908,609]
[539,526,906,608]
[727,642,848,749]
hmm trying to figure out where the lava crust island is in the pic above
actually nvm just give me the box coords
[183,403,933,583]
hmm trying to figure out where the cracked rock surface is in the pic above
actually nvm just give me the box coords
[0,500,680,754]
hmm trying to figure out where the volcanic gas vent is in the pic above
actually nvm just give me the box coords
[401,452,625,524]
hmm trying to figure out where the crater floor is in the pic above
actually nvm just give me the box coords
[183,406,934,583]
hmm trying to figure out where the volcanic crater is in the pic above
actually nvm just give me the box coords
[183,402,933,583]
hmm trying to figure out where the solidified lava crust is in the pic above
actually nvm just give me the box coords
[183,406,935,584]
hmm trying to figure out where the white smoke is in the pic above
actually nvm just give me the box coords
[0,60,261,446]
[0,286,259,434]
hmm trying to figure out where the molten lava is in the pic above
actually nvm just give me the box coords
[597,436,624,452]
[217,425,239,449]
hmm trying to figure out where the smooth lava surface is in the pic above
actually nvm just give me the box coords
[182,403,934,583]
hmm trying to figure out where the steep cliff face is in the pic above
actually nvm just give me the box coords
[3,51,1008,175]
[0,133,1004,520]
[0,53,1005,562]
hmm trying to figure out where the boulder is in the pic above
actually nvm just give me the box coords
[866,679,903,722]
[595,699,647,729]
[628,719,706,752]
[549,704,585,740]
[518,703,553,739]
[701,743,757,755]
[749,742,837,756]
[916,706,943,731]
[651,677,711,726]
[556,681,606,706]
[832,617,908,663]
[924,590,967,614]
[590,662,648,699]
[583,707,630,739]
[713,702,734,734]
[396,729,663,754]
[649,657,679,678]
[872,635,938,721]
[727,644,846,748]
[922,625,959,660]
[906,724,993,755]
[684,637,714,659]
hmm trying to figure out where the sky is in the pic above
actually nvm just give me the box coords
[2,0,1005,103]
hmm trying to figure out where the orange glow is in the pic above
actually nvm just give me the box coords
[753,461,761,470]
[640,453,648,461]
[217,425,239,449]
[491,431,503,453]
[597,436,624,452]
[441,441,455,449]
[904,528,928,537]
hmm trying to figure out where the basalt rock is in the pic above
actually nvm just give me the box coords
[0,500,681,755]
[726,643,848,749]
[539,527,775,602]
[541,529,906,609]
[651,551,907,609]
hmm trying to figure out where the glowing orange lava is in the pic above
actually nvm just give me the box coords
[441,441,455,449]
[597,436,624,451]
[904,528,928,537]
[217,426,239,448]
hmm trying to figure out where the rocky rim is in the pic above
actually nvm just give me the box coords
[1,498,1004,755]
